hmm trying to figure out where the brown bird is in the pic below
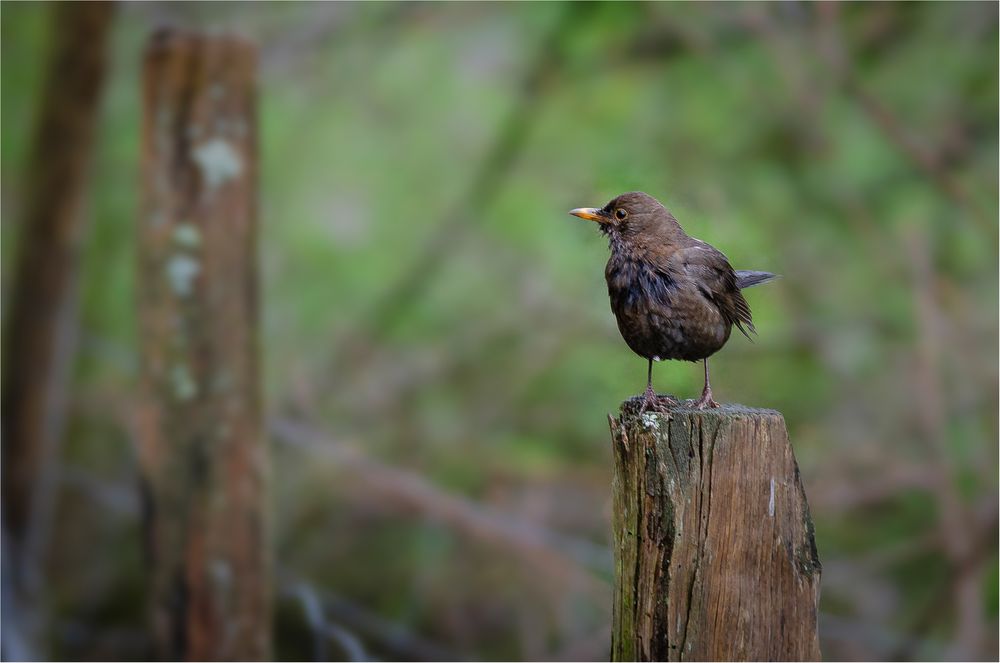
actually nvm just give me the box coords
[570,192,776,410]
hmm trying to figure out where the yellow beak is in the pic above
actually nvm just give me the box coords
[569,207,607,223]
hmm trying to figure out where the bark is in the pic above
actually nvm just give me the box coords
[137,30,269,660]
[609,403,821,661]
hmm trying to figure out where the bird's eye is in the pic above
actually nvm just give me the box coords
[615,208,628,220]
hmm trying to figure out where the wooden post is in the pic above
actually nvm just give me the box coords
[609,403,821,662]
[137,30,269,660]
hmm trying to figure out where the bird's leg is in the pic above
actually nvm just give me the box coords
[693,358,720,409]
[640,359,658,412]
[639,358,676,413]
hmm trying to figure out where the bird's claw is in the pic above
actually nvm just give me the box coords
[638,386,677,414]
[692,387,720,410]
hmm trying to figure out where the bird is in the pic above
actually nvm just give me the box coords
[569,191,777,410]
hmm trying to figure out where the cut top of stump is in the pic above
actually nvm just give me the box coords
[618,397,782,420]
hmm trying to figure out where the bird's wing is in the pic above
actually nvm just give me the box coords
[675,243,756,339]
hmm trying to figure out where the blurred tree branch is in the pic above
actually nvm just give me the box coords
[848,80,990,230]
[279,572,461,662]
[902,227,993,660]
[812,2,994,236]
[0,3,115,659]
[287,581,368,662]
[270,417,612,581]
[318,3,594,394]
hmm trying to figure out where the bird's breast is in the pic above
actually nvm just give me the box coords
[605,254,730,361]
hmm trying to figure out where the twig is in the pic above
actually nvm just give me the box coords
[324,622,368,663]
[323,590,461,662]
[279,570,462,662]
[289,581,368,662]
[293,581,330,661]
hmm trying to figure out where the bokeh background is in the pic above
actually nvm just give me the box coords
[2,2,997,661]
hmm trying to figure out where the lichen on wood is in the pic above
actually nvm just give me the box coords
[610,401,821,662]
[137,29,269,661]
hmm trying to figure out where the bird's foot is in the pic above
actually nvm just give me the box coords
[639,385,677,413]
[692,386,720,410]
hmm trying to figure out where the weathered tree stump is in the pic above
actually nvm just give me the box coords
[137,30,269,660]
[609,401,821,662]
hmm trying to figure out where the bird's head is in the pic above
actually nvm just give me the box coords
[569,191,683,243]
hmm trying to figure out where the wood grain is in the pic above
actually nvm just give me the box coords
[610,403,821,661]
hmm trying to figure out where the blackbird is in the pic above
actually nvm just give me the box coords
[570,191,776,410]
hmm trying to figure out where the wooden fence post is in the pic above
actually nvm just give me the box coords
[137,30,269,660]
[609,403,821,661]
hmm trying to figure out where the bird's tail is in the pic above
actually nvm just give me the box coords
[736,270,780,289]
